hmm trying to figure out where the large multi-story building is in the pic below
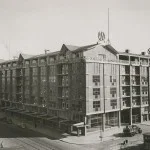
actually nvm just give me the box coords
[0,43,149,136]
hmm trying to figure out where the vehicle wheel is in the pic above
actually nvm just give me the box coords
[131,133,135,137]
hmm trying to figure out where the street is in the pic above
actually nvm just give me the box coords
[82,124,150,150]
[0,121,89,150]
[0,120,150,150]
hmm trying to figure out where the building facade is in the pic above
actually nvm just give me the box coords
[0,43,149,135]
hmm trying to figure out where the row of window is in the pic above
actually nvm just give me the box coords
[92,99,117,109]
[93,87,117,97]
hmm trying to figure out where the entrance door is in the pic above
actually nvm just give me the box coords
[132,115,139,123]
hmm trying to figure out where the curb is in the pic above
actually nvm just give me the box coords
[58,136,121,145]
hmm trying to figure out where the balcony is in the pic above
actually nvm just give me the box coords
[122,103,130,108]
[122,92,130,97]
[140,59,148,66]
[132,92,140,96]
[132,82,140,86]
[142,101,148,106]
[120,67,130,75]
[122,97,130,108]
[121,81,130,86]
[132,101,140,107]
[119,60,129,64]
[131,61,139,65]
[93,107,101,112]
[141,91,148,96]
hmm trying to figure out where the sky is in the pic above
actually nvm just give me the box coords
[0,0,150,60]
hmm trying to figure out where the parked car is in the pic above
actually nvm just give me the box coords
[123,125,142,136]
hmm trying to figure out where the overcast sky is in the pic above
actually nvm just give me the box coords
[0,0,150,60]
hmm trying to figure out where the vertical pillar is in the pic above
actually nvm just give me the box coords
[87,116,91,128]
[37,65,40,113]
[83,116,87,136]
[130,108,132,125]
[69,125,73,133]
[118,111,121,127]
[10,70,12,107]
[129,63,132,125]
[46,65,49,115]
[81,126,86,136]
[77,128,80,136]
[29,67,32,105]
[147,114,149,121]
[140,66,142,123]
[140,109,143,123]
[102,113,105,131]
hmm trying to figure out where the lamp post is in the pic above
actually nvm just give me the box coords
[100,129,103,141]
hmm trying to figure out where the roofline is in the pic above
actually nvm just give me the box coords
[25,51,60,60]
[118,52,150,58]
[0,59,18,64]
[72,43,98,52]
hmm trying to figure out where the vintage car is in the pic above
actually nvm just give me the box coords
[123,125,142,136]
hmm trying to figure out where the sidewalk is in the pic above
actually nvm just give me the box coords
[140,121,150,126]
[9,117,123,145]
[59,133,120,145]
[27,125,123,145]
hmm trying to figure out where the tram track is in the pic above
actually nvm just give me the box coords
[10,137,56,150]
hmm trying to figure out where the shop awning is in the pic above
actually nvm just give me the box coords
[73,122,85,128]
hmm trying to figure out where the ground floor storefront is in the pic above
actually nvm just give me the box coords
[1,102,150,137]
[86,111,120,133]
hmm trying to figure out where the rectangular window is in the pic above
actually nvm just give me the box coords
[144,107,148,111]
[13,62,17,67]
[32,59,37,66]
[40,67,46,76]
[8,63,11,67]
[110,87,117,97]
[62,102,65,109]
[93,101,100,108]
[93,75,100,82]
[93,88,100,95]
[25,61,30,67]
[142,87,148,94]
[142,97,148,104]
[32,68,38,76]
[110,76,116,83]
[110,99,117,107]
[49,57,55,63]
[40,58,46,65]
[25,68,30,76]
[66,103,69,109]
[110,76,112,82]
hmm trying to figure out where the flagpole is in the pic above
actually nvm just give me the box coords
[108,8,110,45]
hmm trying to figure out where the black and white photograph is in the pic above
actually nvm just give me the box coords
[0,0,150,149]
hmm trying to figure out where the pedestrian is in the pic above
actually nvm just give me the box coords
[1,141,3,148]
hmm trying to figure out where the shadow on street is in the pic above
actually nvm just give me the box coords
[0,120,68,140]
